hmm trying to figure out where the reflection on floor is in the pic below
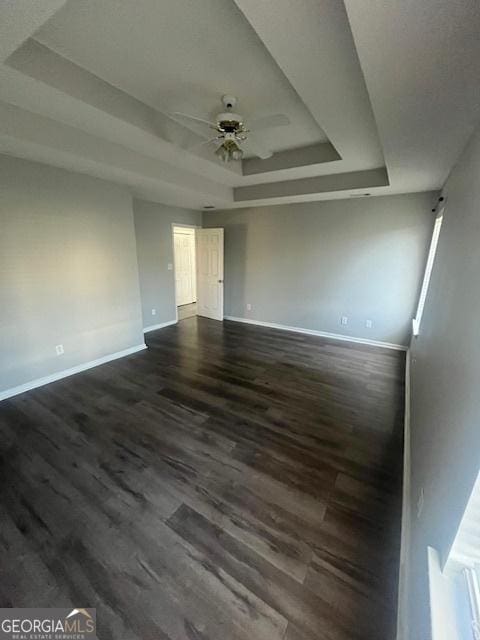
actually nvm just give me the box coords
[178,302,197,320]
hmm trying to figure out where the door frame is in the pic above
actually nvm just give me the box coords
[171,222,201,323]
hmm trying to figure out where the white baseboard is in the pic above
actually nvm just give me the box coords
[396,349,412,640]
[143,319,177,333]
[224,316,407,351]
[0,343,147,402]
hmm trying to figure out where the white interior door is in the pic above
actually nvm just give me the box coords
[174,229,196,306]
[196,228,224,321]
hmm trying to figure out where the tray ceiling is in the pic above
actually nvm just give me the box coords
[0,0,479,209]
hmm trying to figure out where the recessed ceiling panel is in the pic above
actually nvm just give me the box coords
[34,0,328,155]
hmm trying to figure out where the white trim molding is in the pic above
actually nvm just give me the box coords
[143,319,177,333]
[0,343,147,402]
[224,316,407,351]
[396,349,412,640]
[428,546,467,640]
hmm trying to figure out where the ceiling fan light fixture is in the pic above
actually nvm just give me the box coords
[215,144,229,163]
[215,138,243,163]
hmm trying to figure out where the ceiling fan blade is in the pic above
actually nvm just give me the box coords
[243,138,273,160]
[186,136,223,151]
[249,113,290,131]
[170,112,216,128]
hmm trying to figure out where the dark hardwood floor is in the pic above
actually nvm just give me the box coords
[0,317,405,640]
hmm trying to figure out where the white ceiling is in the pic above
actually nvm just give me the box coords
[344,0,480,195]
[0,0,479,210]
[34,0,327,155]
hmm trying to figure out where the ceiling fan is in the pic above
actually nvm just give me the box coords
[170,95,290,162]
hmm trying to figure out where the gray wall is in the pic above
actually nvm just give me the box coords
[133,199,201,328]
[408,126,480,639]
[0,154,145,394]
[204,193,435,346]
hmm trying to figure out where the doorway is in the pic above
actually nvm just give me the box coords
[172,225,225,322]
[173,226,197,320]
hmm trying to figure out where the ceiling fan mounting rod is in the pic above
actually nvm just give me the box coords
[222,94,237,110]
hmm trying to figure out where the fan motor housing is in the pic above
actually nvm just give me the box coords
[216,112,244,133]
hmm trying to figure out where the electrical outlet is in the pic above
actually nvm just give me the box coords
[417,488,425,519]
[167,263,173,271]
[366,319,373,328]
[151,308,156,316]
[341,316,348,326]
[246,303,252,311]
[55,344,64,356]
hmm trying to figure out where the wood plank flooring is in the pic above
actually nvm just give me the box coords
[0,317,404,640]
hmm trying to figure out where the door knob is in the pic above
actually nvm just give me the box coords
[218,279,223,283]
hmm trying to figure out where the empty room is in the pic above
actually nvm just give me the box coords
[1,2,479,640]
